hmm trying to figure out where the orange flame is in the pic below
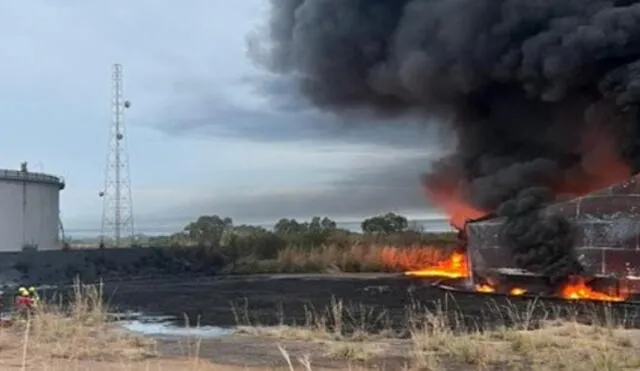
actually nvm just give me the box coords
[475,284,495,293]
[420,173,486,230]
[404,251,469,279]
[509,287,527,296]
[416,146,630,302]
[559,277,627,302]
[468,279,626,301]
[380,245,451,272]
[555,125,631,198]
[424,188,486,230]
[474,284,526,295]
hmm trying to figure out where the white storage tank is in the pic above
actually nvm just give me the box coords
[0,163,65,251]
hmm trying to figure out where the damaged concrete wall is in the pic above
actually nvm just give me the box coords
[467,175,640,279]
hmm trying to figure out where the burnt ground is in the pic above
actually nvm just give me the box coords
[85,274,640,331]
[25,274,640,370]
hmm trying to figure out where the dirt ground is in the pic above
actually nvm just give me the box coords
[0,326,409,370]
[4,326,640,371]
[157,334,412,370]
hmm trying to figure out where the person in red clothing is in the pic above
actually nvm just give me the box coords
[15,287,35,315]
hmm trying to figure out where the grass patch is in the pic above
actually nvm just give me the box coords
[324,341,382,362]
[235,295,640,370]
[9,282,157,363]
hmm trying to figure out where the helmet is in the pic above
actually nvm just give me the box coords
[28,287,35,293]
[18,287,28,296]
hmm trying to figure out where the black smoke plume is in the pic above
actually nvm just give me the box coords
[250,0,640,275]
[497,187,583,284]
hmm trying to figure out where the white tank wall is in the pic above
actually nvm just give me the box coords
[0,172,62,251]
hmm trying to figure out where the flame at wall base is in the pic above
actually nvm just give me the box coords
[560,277,628,302]
[404,252,468,279]
[404,251,629,302]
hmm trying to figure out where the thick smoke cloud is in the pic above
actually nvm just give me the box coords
[251,0,640,276]
[497,187,583,284]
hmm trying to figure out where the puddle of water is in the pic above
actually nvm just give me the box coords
[118,315,235,339]
[107,311,146,321]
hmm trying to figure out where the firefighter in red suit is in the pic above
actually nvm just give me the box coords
[15,287,35,315]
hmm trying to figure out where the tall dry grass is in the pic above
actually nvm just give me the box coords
[0,281,159,369]
[0,281,220,370]
[235,295,640,371]
[266,244,449,273]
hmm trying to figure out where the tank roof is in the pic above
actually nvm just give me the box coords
[0,169,65,190]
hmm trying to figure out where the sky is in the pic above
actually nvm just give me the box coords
[0,1,453,236]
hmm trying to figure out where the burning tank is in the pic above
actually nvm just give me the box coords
[253,0,640,302]
[463,174,640,301]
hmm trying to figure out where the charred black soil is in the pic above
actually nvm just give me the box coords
[82,274,640,332]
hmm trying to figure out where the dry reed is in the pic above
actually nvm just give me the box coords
[273,244,447,273]
[235,294,640,370]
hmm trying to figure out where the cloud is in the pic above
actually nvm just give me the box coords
[150,72,452,153]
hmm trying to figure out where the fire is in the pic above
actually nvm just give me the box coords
[405,251,468,279]
[420,174,487,230]
[416,154,630,303]
[559,277,627,302]
[555,126,631,198]
[475,284,495,293]
[403,251,628,302]
[380,245,456,272]
[474,285,526,295]
[424,188,486,230]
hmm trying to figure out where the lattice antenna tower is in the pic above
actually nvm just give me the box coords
[99,63,135,248]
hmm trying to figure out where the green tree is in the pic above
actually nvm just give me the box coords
[233,225,268,235]
[274,218,307,235]
[305,216,338,246]
[361,212,408,235]
[273,216,339,247]
[229,228,285,260]
[184,215,233,246]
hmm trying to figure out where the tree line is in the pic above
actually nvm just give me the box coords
[143,212,456,260]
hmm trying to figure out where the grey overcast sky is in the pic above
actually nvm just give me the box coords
[0,0,452,234]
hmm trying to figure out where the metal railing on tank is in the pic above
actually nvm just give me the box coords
[0,169,65,188]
